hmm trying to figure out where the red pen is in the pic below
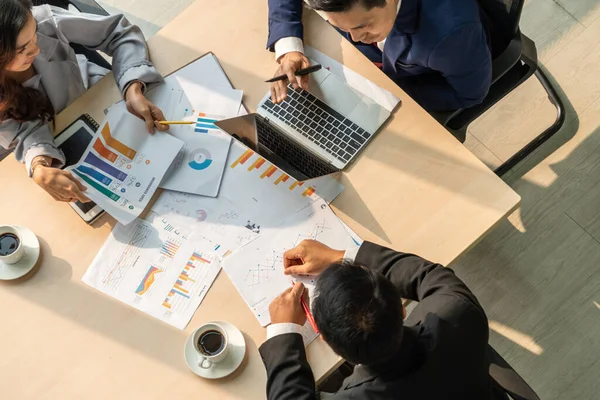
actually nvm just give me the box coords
[293,282,319,334]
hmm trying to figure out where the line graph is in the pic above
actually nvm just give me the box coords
[293,219,331,245]
[103,222,152,292]
[245,251,282,287]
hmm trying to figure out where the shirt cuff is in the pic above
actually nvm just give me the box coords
[274,37,305,62]
[344,245,360,262]
[267,323,304,340]
[25,144,66,177]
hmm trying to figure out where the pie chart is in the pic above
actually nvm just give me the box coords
[188,148,213,170]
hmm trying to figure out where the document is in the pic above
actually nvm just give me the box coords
[141,53,244,195]
[160,128,232,197]
[152,192,260,258]
[151,140,344,256]
[82,214,221,330]
[68,106,183,225]
[305,46,401,112]
[221,199,357,333]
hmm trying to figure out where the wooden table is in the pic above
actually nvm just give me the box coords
[0,1,520,398]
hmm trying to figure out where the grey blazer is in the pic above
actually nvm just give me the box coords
[0,5,163,174]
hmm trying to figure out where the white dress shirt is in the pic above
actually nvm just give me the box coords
[274,0,402,61]
[266,244,361,339]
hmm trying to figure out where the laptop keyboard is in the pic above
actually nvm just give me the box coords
[260,86,372,164]
[256,118,337,178]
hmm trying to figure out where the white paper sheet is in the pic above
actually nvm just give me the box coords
[221,199,357,337]
[160,129,232,197]
[68,106,183,225]
[151,140,344,254]
[152,192,260,258]
[82,215,221,330]
[304,46,401,113]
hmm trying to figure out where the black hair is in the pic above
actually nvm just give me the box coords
[0,0,54,122]
[306,0,387,13]
[313,260,404,365]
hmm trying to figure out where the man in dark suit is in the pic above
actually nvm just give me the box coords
[267,0,492,113]
[259,239,504,399]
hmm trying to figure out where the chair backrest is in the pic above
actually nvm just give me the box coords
[477,0,525,55]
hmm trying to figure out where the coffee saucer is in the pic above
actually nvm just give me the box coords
[0,226,40,280]
[184,321,246,379]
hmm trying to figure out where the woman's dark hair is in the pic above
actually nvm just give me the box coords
[313,260,404,365]
[306,0,387,13]
[0,0,54,122]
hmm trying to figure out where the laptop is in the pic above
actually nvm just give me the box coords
[256,65,392,171]
[215,66,392,182]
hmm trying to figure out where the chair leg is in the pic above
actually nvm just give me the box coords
[493,67,566,176]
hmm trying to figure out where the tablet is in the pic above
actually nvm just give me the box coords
[54,115,105,224]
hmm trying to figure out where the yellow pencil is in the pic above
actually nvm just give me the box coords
[157,121,195,125]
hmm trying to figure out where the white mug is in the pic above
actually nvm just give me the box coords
[0,226,24,265]
[193,322,229,369]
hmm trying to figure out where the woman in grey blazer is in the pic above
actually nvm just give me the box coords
[0,0,168,202]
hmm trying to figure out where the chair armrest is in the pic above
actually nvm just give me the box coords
[69,0,109,16]
[490,36,523,84]
[488,345,540,400]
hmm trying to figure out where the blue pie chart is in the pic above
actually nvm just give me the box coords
[188,148,213,170]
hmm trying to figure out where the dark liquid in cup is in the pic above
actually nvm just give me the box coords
[0,233,20,256]
[197,330,225,356]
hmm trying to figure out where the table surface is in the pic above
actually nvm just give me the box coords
[0,1,520,398]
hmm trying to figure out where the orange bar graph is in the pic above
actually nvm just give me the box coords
[289,181,304,190]
[100,122,137,159]
[174,284,189,294]
[93,138,118,162]
[248,157,265,171]
[261,165,278,179]
[231,149,253,168]
[162,302,172,309]
[274,173,289,185]
[302,187,316,197]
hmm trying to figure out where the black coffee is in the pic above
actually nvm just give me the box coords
[197,330,225,356]
[0,233,19,256]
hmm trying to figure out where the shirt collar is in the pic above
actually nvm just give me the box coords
[394,0,421,34]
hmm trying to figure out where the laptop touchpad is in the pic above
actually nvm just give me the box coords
[309,74,362,115]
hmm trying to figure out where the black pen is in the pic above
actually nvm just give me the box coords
[265,64,322,83]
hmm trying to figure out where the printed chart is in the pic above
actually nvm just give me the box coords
[69,106,183,225]
[159,117,232,197]
[222,199,356,329]
[221,140,345,228]
[82,216,221,329]
[151,192,259,257]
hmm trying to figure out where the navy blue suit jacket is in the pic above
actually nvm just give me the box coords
[267,0,492,112]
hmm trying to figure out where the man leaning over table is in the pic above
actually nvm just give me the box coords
[259,239,510,399]
[267,0,492,113]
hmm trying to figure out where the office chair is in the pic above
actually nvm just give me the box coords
[440,0,566,176]
[488,345,540,400]
[33,0,112,70]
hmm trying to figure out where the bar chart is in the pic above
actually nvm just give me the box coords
[162,251,214,313]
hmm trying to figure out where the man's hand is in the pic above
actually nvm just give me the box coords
[283,240,345,276]
[269,282,307,325]
[125,81,169,134]
[33,166,90,203]
[270,51,310,103]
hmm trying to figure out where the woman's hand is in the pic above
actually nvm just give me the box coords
[32,166,90,203]
[124,81,169,133]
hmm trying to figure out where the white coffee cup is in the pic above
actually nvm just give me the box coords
[0,226,24,265]
[193,322,229,369]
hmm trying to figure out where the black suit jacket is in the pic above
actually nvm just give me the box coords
[259,242,495,399]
